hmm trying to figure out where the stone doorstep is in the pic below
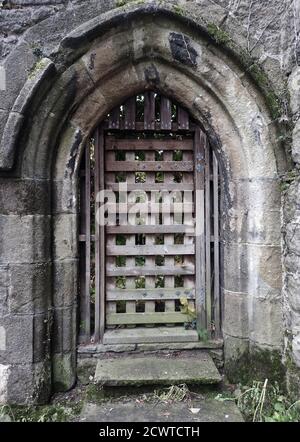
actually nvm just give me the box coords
[78,400,244,423]
[94,354,222,386]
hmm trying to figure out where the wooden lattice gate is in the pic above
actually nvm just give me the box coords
[79,93,220,345]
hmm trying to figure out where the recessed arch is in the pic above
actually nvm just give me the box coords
[3,8,287,393]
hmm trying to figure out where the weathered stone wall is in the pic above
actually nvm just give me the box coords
[0,0,299,403]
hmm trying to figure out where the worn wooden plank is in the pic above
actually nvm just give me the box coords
[103,121,196,132]
[106,225,194,234]
[213,151,220,337]
[205,140,211,338]
[194,128,206,330]
[106,182,194,192]
[106,161,194,172]
[125,151,137,325]
[163,151,175,325]
[84,143,91,341]
[106,265,195,277]
[183,150,196,319]
[124,97,136,130]
[94,127,106,341]
[105,138,193,151]
[108,106,120,129]
[160,96,172,130]
[144,91,155,130]
[106,312,190,325]
[108,202,194,214]
[177,106,189,130]
[107,288,195,301]
[106,244,195,256]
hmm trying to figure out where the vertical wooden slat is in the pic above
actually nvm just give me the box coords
[163,151,175,325]
[160,96,172,130]
[79,161,87,343]
[94,127,105,342]
[124,97,136,130]
[213,151,220,337]
[108,106,120,129]
[205,141,211,338]
[194,128,206,330]
[125,151,136,325]
[145,151,155,323]
[84,144,91,341]
[177,106,189,130]
[144,92,155,130]
[183,151,195,320]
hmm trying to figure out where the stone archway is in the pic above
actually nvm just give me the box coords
[0,5,288,403]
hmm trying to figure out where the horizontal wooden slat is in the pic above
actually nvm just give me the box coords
[106,138,194,150]
[106,202,194,213]
[106,161,193,172]
[106,225,194,234]
[103,121,196,132]
[106,312,191,325]
[106,287,195,300]
[106,265,195,277]
[79,233,216,242]
[106,183,194,191]
[106,244,195,256]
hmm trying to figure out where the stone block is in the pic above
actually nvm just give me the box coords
[285,272,300,312]
[53,259,78,308]
[251,298,283,347]
[0,315,33,364]
[7,361,51,405]
[0,265,10,316]
[52,306,76,354]
[0,178,50,215]
[53,214,78,260]
[9,262,51,314]
[0,215,51,264]
[223,242,282,296]
[222,178,281,245]
[52,352,76,392]
[0,364,10,404]
[223,290,249,339]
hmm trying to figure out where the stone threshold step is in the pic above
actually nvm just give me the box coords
[94,353,222,386]
[103,326,198,344]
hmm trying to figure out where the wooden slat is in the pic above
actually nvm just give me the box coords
[178,106,189,130]
[205,141,211,338]
[84,144,91,341]
[183,150,196,321]
[163,151,175,324]
[106,288,195,301]
[105,138,193,151]
[108,106,120,129]
[125,151,137,324]
[124,97,136,130]
[79,165,87,342]
[106,161,193,172]
[160,96,172,130]
[106,312,190,325]
[94,127,105,341]
[106,244,195,256]
[144,91,155,130]
[109,202,194,213]
[106,182,194,191]
[106,265,195,277]
[194,128,206,329]
[213,151,220,337]
[106,225,194,234]
[104,121,196,132]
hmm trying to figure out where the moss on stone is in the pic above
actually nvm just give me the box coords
[226,347,285,387]
[206,23,231,46]
[28,59,49,80]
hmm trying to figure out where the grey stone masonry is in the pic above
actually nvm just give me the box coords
[0,0,299,404]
